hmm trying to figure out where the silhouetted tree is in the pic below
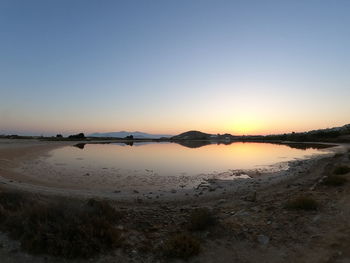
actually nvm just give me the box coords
[68,133,86,139]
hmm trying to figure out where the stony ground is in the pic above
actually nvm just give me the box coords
[0,151,350,262]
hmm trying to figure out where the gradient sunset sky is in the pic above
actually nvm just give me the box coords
[1,0,349,136]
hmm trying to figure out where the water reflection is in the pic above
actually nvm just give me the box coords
[62,141,332,178]
[74,141,334,150]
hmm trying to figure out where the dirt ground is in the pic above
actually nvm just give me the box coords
[0,139,349,262]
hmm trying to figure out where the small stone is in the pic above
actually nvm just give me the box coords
[244,191,257,202]
[313,215,321,222]
[217,199,227,204]
[257,234,270,245]
[116,225,124,230]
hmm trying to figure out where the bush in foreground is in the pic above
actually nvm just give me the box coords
[285,196,318,211]
[163,232,200,259]
[323,175,348,186]
[333,153,344,158]
[188,208,216,231]
[0,193,122,259]
[334,166,350,175]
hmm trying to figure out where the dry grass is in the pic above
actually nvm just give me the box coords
[334,166,350,175]
[285,196,318,211]
[188,208,216,231]
[323,175,348,186]
[162,232,200,259]
[0,192,123,259]
[334,153,344,158]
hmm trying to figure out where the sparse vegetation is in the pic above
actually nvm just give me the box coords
[333,153,344,158]
[0,192,122,259]
[285,196,318,210]
[163,232,200,259]
[188,208,216,231]
[68,133,86,139]
[333,165,350,175]
[323,175,348,186]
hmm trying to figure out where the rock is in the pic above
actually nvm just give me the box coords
[236,211,250,216]
[133,190,139,194]
[217,199,227,205]
[312,215,321,222]
[171,189,177,193]
[245,191,257,202]
[116,225,124,230]
[257,234,270,245]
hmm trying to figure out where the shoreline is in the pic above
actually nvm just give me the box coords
[0,138,345,203]
[0,139,350,262]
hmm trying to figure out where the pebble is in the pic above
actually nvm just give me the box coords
[257,234,270,245]
[217,199,227,205]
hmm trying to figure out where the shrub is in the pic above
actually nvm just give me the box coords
[285,196,318,211]
[188,208,215,231]
[163,232,200,259]
[323,175,348,186]
[334,166,350,175]
[68,133,85,139]
[87,198,121,222]
[333,153,344,158]
[0,197,122,258]
[0,191,28,212]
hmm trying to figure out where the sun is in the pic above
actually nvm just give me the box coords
[227,116,263,135]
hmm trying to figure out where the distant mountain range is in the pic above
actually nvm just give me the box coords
[88,131,172,139]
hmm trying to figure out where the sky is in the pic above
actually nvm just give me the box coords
[1,0,350,136]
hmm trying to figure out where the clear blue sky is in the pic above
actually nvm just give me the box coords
[1,0,349,136]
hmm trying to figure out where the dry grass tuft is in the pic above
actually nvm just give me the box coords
[334,166,350,175]
[0,193,123,259]
[188,208,216,231]
[285,196,318,211]
[323,175,348,186]
[163,232,200,259]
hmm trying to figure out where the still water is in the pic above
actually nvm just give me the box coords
[45,141,329,177]
[19,142,331,192]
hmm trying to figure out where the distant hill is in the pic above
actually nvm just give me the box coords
[256,123,350,142]
[170,123,350,143]
[171,130,213,140]
[88,131,172,139]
